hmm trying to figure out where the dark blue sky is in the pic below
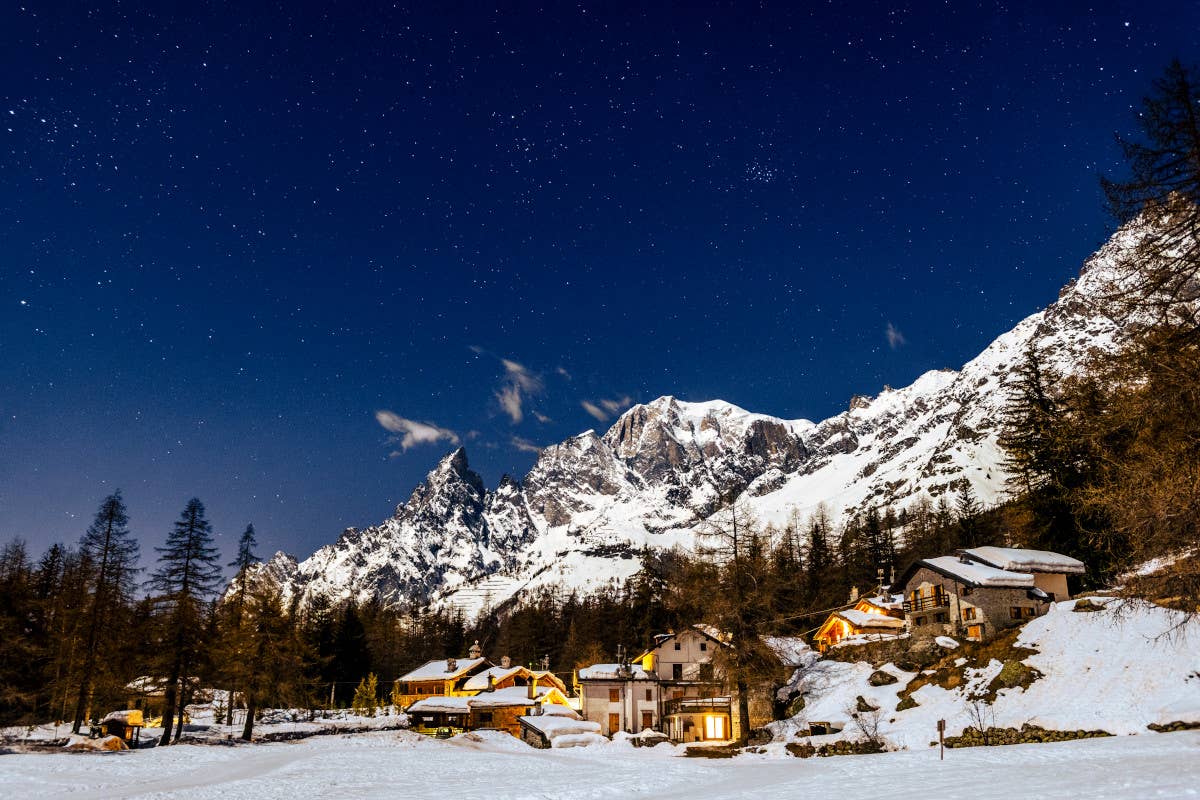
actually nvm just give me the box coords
[1,2,1196,562]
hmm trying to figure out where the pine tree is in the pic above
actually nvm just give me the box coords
[222,524,260,724]
[71,491,140,732]
[352,673,378,718]
[239,586,308,740]
[148,498,222,745]
[1100,59,1200,333]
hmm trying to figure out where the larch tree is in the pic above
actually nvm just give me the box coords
[71,491,140,733]
[1100,59,1200,333]
[223,524,260,725]
[148,498,222,745]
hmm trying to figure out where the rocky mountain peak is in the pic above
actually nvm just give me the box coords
[258,218,1164,619]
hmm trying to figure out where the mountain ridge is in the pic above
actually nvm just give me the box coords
[258,220,1146,616]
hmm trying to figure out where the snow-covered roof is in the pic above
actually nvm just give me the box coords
[406,695,472,714]
[461,666,523,692]
[918,556,1035,588]
[399,657,488,682]
[863,593,903,609]
[578,663,655,681]
[407,685,559,714]
[837,609,906,629]
[963,546,1086,575]
[760,636,813,667]
[518,713,600,739]
[465,686,557,708]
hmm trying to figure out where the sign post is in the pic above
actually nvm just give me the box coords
[937,719,946,760]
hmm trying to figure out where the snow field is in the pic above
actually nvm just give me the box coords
[2,728,1198,799]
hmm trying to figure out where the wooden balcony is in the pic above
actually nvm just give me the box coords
[903,594,949,613]
[663,696,731,717]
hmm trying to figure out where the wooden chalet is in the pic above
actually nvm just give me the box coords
[812,595,906,652]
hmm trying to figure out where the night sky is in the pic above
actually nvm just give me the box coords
[2,2,1196,563]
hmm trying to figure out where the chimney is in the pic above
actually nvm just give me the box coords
[958,551,971,564]
[487,674,496,692]
[501,655,511,669]
[469,640,482,659]
[446,657,457,673]
[528,675,537,700]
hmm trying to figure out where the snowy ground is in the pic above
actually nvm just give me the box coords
[2,728,1198,799]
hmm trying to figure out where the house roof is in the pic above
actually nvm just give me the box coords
[407,685,559,714]
[893,555,1035,591]
[862,593,903,610]
[398,657,488,682]
[518,713,601,738]
[962,546,1086,575]
[577,663,655,681]
[461,666,524,692]
[836,609,906,629]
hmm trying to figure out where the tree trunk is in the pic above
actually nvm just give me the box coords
[736,677,751,745]
[226,688,235,726]
[159,677,177,746]
[241,694,257,741]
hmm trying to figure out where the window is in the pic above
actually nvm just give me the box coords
[645,689,652,701]
[477,712,493,725]
[963,607,977,621]
[699,663,714,681]
[700,642,707,651]
[935,612,950,624]
[674,642,681,651]
[608,688,620,703]
[1023,607,1037,618]
[672,663,683,680]
[1010,607,1034,620]
[915,616,927,626]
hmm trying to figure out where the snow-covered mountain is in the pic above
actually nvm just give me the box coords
[263,221,1146,616]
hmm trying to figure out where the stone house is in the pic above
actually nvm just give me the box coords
[892,547,1084,641]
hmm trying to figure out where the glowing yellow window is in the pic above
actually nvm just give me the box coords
[704,715,726,740]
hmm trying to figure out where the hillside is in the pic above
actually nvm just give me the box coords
[773,598,1200,750]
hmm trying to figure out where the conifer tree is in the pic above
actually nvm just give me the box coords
[239,586,308,740]
[222,524,260,724]
[352,672,378,718]
[148,498,222,745]
[1100,59,1200,332]
[71,491,140,732]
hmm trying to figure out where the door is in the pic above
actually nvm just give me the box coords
[967,624,983,641]
[704,715,726,740]
[641,711,653,731]
[608,713,621,734]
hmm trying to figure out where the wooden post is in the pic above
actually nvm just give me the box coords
[938,718,946,760]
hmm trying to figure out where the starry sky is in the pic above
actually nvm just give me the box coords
[2,2,1196,562]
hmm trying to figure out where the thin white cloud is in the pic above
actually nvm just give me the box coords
[375,410,459,454]
[599,395,632,415]
[501,358,544,393]
[510,436,543,454]
[581,400,609,421]
[556,366,572,380]
[532,410,552,424]
[495,383,524,424]
[886,322,906,350]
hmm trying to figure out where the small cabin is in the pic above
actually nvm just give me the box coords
[812,596,906,652]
